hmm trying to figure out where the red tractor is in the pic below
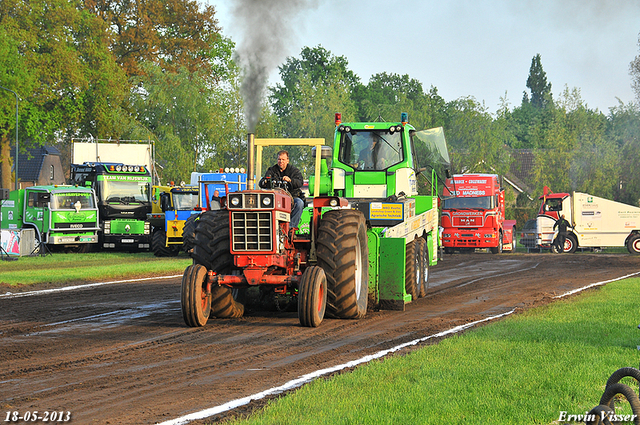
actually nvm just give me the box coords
[181,138,369,328]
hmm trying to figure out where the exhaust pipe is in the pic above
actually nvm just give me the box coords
[247,133,255,189]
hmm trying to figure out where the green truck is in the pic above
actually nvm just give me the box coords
[70,162,152,251]
[182,113,448,327]
[1,185,99,254]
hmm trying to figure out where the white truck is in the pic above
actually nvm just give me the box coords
[537,186,640,253]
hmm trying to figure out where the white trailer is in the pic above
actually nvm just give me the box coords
[537,189,640,253]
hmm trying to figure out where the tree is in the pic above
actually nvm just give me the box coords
[631,32,640,103]
[525,54,552,109]
[0,0,130,186]
[86,0,221,78]
[443,97,512,177]
[271,45,359,128]
[269,46,358,172]
[608,101,640,205]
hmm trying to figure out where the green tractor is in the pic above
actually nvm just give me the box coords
[181,113,448,327]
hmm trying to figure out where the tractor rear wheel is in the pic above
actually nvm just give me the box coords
[416,238,429,298]
[181,264,211,327]
[191,210,244,319]
[298,266,327,327]
[152,229,176,257]
[405,240,419,301]
[182,213,199,254]
[317,209,369,319]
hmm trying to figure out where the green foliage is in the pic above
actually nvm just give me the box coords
[525,53,553,109]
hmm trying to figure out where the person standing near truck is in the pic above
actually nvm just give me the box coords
[553,214,571,253]
[259,150,304,230]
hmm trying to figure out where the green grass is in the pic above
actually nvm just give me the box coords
[226,278,640,425]
[0,252,191,286]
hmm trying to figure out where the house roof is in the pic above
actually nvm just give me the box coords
[11,145,61,181]
[509,149,535,183]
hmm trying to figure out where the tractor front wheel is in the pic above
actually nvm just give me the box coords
[181,264,211,327]
[298,266,327,327]
[191,210,244,319]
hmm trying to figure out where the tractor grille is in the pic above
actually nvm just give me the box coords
[232,211,273,251]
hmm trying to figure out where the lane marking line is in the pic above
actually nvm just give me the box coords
[553,271,640,298]
[0,275,182,299]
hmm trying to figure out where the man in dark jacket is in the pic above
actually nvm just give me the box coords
[258,150,304,229]
[553,214,571,253]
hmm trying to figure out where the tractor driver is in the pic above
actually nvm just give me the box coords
[357,132,388,170]
[259,150,304,230]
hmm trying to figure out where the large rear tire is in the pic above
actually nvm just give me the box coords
[405,240,419,301]
[152,229,176,257]
[182,213,199,254]
[191,210,244,319]
[317,210,369,319]
[416,238,429,298]
[181,264,210,327]
[298,266,327,327]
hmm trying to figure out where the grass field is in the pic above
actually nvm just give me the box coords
[223,277,640,425]
[0,252,191,286]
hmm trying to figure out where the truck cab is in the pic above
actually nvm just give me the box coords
[70,162,152,250]
[440,173,516,254]
[1,185,99,253]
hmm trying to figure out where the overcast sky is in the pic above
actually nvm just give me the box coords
[209,0,640,115]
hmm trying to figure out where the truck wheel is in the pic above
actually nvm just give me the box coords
[490,233,503,254]
[152,229,173,257]
[192,210,244,318]
[565,234,577,253]
[317,210,369,319]
[627,234,640,254]
[181,264,211,327]
[298,266,327,327]
[416,238,429,298]
[182,213,200,254]
[405,240,419,301]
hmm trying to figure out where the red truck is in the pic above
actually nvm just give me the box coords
[440,173,516,254]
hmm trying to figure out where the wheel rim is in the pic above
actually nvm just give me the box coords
[634,239,640,252]
[317,280,324,313]
[354,239,362,297]
[415,246,421,286]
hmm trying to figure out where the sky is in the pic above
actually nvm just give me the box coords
[208,0,640,115]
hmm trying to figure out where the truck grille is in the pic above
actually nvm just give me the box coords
[232,211,272,251]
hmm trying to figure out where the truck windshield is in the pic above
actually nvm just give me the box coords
[173,192,199,210]
[100,181,150,203]
[443,196,494,209]
[51,192,96,209]
[338,130,404,170]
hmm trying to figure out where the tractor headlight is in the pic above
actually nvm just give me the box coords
[329,198,338,207]
[229,195,241,207]
[262,194,273,207]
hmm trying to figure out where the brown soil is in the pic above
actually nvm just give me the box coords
[1,252,639,424]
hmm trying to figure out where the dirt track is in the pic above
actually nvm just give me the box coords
[2,252,640,424]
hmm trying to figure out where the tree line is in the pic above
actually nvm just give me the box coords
[1,0,640,220]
